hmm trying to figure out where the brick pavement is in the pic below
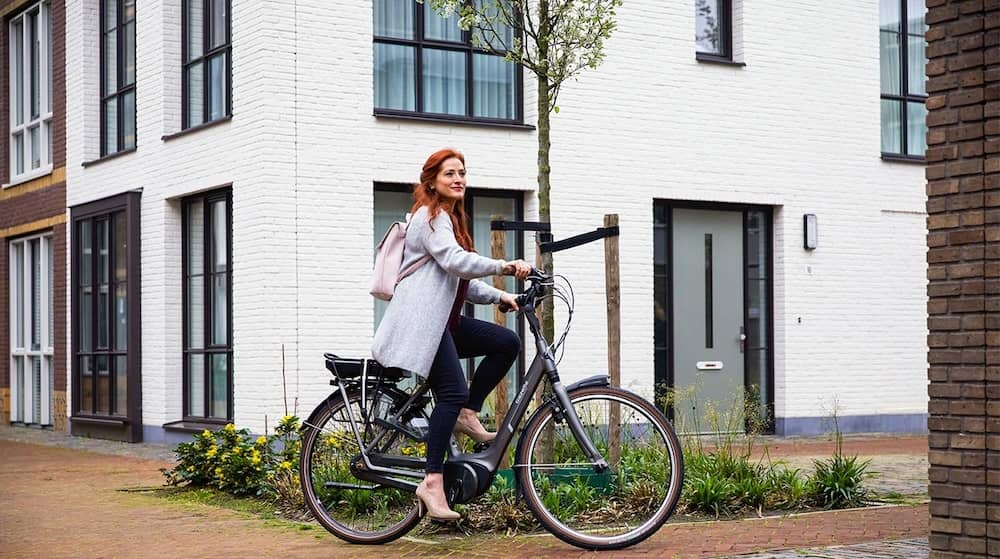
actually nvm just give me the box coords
[0,427,931,559]
[721,538,928,559]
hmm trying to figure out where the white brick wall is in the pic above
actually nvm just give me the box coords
[62,0,927,435]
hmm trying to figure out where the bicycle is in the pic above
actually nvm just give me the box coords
[299,269,684,550]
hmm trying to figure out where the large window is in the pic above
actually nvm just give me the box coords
[880,0,927,159]
[183,0,232,129]
[9,234,54,426]
[72,193,141,442]
[695,0,732,60]
[100,0,137,156]
[182,190,232,421]
[8,1,53,181]
[373,0,521,123]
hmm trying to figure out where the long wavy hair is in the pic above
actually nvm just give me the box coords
[411,148,475,251]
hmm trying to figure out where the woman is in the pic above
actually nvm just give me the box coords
[372,148,532,521]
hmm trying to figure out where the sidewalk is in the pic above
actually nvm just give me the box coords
[0,425,929,558]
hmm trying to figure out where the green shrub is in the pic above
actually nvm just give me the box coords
[810,453,870,509]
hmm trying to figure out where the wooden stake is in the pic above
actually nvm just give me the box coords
[491,216,511,469]
[605,214,621,468]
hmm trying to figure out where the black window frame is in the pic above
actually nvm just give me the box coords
[180,187,234,423]
[70,191,142,443]
[373,3,524,125]
[99,0,137,157]
[181,0,233,130]
[695,0,733,63]
[880,0,927,162]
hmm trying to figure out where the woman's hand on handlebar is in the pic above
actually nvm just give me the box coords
[498,292,520,313]
[501,259,532,281]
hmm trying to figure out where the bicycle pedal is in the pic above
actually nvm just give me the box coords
[472,441,491,452]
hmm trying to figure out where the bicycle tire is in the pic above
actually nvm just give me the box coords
[515,386,684,550]
[299,390,425,544]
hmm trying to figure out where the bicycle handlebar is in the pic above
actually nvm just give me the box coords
[498,268,548,313]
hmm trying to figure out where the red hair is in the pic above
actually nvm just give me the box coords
[411,148,475,251]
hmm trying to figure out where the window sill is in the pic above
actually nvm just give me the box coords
[375,111,535,130]
[82,148,137,168]
[695,53,746,67]
[163,419,230,433]
[71,415,129,426]
[3,166,54,188]
[881,153,925,164]
[161,115,233,142]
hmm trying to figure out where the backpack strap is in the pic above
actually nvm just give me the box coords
[396,213,432,285]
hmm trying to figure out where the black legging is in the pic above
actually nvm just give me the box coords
[424,316,520,473]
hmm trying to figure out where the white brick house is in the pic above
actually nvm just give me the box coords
[56,0,928,442]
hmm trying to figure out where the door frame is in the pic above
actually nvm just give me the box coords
[654,200,775,433]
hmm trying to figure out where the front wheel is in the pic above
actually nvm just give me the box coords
[515,386,684,551]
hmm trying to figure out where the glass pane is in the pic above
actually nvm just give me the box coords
[908,34,926,96]
[45,121,52,166]
[907,101,928,156]
[210,0,227,48]
[374,43,415,111]
[28,10,39,119]
[472,0,513,50]
[424,1,462,42]
[211,200,228,272]
[879,30,901,95]
[188,276,205,349]
[187,200,205,274]
[881,99,903,154]
[98,285,109,349]
[115,212,127,281]
[30,125,40,169]
[97,219,109,284]
[103,0,117,31]
[13,133,24,176]
[30,239,40,350]
[79,220,93,285]
[423,48,466,115]
[212,274,227,345]
[208,53,228,120]
[123,91,136,150]
[211,354,228,418]
[186,0,204,60]
[80,287,93,351]
[12,358,23,422]
[124,21,136,85]
[186,62,205,126]
[80,356,93,413]
[32,356,41,424]
[96,355,110,414]
[473,54,514,119]
[103,30,117,94]
[115,355,127,415]
[907,0,926,34]
[45,6,51,114]
[115,283,127,351]
[695,0,724,54]
[880,0,900,31]
[373,0,414,39]
[124,0,136,21]
[188,353,205,417]
[13,20,24,125]
[373,190,413,329]
[47,239,53,346]
[103,97,118,154]
[13,243,24,348]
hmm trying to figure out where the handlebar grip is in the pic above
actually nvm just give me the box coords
[498,302,513,313]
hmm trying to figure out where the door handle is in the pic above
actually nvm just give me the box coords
[739,326,746,353]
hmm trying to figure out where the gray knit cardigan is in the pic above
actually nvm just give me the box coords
[372,205,505,379]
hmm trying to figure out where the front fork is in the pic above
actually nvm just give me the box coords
[548,379,611,473]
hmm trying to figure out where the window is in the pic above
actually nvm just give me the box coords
[373,0,521,123]
[72,192,141,442]
[8,2,53,181]
[100,0,137,156]
[9,234,54,426]
[695,0,732,60]
[182,190,232,421]
[880,0,927,159]
[183,0,232,129]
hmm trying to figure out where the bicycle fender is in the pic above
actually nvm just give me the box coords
[564,374,610,392]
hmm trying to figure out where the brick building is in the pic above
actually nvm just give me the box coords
[5,0,931,442]
[1,0,67,432]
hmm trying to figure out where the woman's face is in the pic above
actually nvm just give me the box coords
[433,157,467,204]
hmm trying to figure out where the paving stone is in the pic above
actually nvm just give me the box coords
[721,538,929,559]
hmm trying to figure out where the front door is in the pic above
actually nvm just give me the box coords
[671,208,745,433]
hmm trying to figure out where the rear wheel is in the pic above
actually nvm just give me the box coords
[515,386,684,550]
[299,390,425,544]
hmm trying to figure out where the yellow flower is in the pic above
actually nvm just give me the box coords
[251,450,261,465]
[202,429,212,437]
[206,445,218,458]
[279,461,292,471]
[256,436,268,446]
[224,423,236,432]
[233,447,241,455]
[214,467,222,476]
[187,466,195,472]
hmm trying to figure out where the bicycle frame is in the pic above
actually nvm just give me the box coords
[332,284,609,494]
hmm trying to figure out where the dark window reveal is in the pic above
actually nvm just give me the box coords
[183,0,232,128]
[100,0,136,156]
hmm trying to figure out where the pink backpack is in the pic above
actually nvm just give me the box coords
[370,217,432,301]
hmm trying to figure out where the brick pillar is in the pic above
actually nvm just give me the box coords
[926,1,998,557]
